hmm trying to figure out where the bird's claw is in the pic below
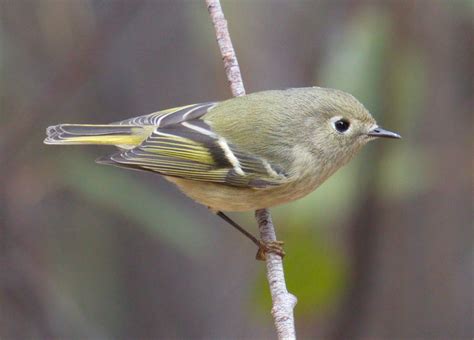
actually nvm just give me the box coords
[256,240,285,261]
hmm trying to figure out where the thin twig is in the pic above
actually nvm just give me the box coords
[205,1,297,338]
[255,209,298,339]
[206,0,245,97]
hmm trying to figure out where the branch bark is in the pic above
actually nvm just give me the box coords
[205,0,245,97]
[205,1,297,338]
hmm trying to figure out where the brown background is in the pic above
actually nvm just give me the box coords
[0,1,472,339]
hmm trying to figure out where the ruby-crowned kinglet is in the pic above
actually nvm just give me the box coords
[45,87,400,257]
[45,86,400,211]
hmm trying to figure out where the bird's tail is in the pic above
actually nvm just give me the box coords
[44,124,151,148]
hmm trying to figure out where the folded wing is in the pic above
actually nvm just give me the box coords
[99,104,288,189]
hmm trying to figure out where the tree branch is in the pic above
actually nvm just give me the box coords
[205,1,297,338]
[205,0,245,97]
[255,209,298,339]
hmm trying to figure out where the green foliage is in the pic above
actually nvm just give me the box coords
[319,7,391,111]
[376,45,430,198]
[252,227,347,317]
[378,143,433,199]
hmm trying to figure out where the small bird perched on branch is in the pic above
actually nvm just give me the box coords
[45,87,400,259]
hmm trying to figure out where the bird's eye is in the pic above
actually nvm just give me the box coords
[334,119,350,133]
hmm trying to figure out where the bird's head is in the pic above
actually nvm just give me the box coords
[295,87,401,167]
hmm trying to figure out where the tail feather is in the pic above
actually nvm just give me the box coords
[44,124,150,148]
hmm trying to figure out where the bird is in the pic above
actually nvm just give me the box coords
[44,87,400,259]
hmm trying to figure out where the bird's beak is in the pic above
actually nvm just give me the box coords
[367,126,401,139]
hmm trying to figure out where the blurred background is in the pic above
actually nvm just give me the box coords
[0,0,472,339]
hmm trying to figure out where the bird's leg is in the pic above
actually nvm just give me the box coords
[215,211,285,261]
[255,240,285,261]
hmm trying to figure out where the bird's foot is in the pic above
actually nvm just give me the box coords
[256,240,285,261]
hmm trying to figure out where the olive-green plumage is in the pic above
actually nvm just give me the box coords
[45,87,400,211]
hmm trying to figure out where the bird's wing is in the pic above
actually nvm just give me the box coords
[115,102,217,127]
[99,105,288,189]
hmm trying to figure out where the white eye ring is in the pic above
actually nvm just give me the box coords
[330,116,351,133]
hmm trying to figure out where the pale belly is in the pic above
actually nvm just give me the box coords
[164,175,323,211]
